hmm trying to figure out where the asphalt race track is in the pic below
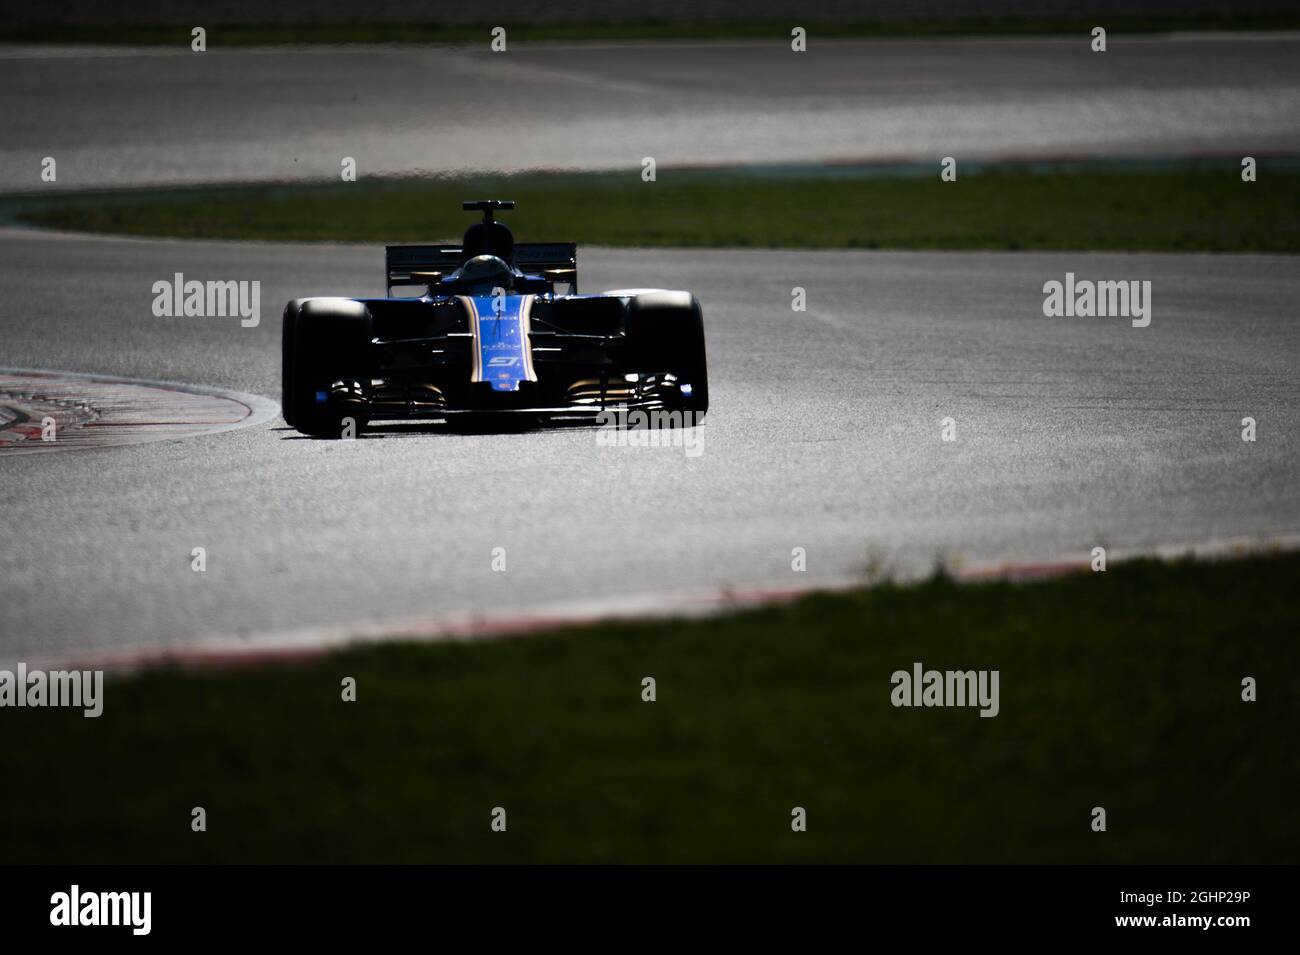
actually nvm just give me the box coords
[2,34,1299,663]
[2,33,1300,190]
[2,226,1297,663]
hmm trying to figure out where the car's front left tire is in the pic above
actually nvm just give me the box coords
[624,291,709,420]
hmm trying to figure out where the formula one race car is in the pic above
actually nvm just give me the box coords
[281,200,708,437]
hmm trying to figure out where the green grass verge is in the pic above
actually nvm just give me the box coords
[1,553,1296,863]
[14,164,1300,252]
[3,15,1300,46]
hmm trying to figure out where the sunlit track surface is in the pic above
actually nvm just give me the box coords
[2,33,1299,191]
[0,370,277,453]
[1,227,1297,661]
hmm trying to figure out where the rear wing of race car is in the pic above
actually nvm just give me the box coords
[386,243,578,295]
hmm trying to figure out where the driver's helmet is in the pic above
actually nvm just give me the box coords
[456,254,513,290]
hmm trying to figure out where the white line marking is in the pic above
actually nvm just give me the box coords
[17,532,1300,674]
[0,367,279,454]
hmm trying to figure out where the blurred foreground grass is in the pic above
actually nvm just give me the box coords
[2,552,1296,863]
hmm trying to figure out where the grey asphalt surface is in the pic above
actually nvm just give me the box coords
[5,0,1266,27]
[3,33,1299,192]
[1,226,1297,661]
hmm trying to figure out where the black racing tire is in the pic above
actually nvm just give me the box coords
[624,291,709,419]
[284,298,373,438]
[281,299,307,428]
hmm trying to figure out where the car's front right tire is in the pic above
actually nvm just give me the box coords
[282,298,373,438]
